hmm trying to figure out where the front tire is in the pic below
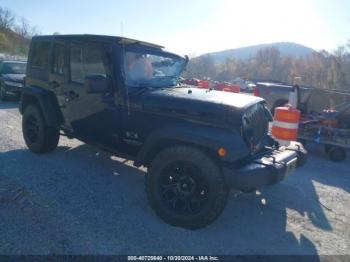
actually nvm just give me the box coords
[146,146,228,229]
[22,104,60,153]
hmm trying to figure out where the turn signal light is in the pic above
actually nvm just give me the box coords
[218,147,227,157]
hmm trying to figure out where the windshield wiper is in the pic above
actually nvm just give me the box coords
[129,86,151,95]
[128,85,165,96]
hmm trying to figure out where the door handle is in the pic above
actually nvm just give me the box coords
[65,91,79,102]
[49,81,60,89]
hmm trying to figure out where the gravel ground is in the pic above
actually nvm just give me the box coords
[0,100,349,255]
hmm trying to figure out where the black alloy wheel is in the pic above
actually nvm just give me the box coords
[146,146,228,229]
[158,161,210,216]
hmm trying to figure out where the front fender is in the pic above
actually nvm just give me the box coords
[135,123,250,166]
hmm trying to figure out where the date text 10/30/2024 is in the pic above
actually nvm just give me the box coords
[127,256,219,261]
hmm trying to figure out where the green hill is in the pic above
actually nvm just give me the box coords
[203,42,315,63]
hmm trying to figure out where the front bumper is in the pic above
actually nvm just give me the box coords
[223,141,306,191]
[3,82,23,96]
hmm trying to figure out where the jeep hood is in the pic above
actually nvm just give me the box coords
[139,86,264,125]
[1,74,25,82]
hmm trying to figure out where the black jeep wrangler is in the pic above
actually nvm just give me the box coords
[20,35,306,229]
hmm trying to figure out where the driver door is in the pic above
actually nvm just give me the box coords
[60,41,117,146]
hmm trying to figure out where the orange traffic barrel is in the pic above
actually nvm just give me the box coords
[271,105,300,145]
[198,80,209,88]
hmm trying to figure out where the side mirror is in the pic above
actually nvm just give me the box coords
[85,75,109,93]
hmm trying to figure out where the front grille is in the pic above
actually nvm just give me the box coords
[242,102,271,152]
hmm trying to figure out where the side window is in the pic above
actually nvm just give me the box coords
[70,44,84,84]
[69,44,106,84]
[31,41,50,70]
[84,45,106,77]
[52,43,65,75]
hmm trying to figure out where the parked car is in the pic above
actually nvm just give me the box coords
[183,78,209,88]
[253,82,350,116]
[244,81,256,93]
[0,60,27,101]
[183,78,200,86]
[214,81,240,93]
[20,35,306,229]
[254,82,350,161]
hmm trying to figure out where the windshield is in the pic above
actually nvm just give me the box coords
[123,49,187,88]
[1,62,27,74]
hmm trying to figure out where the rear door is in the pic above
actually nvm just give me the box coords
[26,40,51,90]
[48,40,68,123]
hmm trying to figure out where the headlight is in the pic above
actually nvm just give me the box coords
[4,81,23,87]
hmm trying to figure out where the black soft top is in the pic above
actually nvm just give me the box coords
[32,34,164,50]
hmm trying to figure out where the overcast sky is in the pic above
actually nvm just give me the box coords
[1,0,349,55]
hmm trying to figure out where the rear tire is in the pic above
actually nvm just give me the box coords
[324,144,332,154]
[326,146,347,162]
[22,104,60,153]
[145,146,228,229]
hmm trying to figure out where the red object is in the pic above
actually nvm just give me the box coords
[253,87,260,96]
[184,79,200,86]
[215,83,240,93]
[184,79,209,88]
[274,107,301,123]
[197,80,209,89]
[271,125,299,140]
[271,106,301,142]
[320,119,338,127]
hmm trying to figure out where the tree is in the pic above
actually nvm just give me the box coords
[0,31,10,51]
[254,47,281,81]
[184,38,350,91]
[14,17,39,39]
[184,54,216,79]
[0,7,15,31]
[14,17,30,38]
[215,58,237,81]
